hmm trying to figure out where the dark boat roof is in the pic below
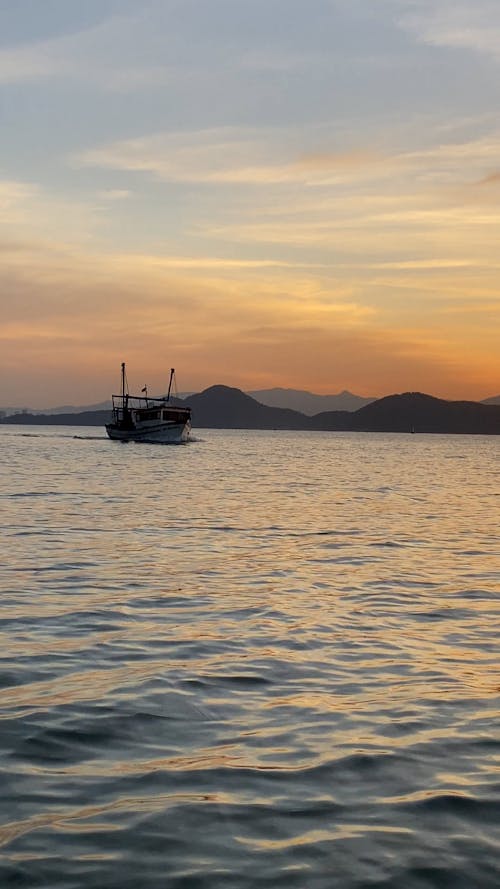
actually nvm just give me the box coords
[112,394,190,409]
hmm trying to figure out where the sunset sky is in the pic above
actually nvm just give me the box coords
[1,0,500,407]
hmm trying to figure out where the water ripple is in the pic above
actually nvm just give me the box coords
[0,427,499,887]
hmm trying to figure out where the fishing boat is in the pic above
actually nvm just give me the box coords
[106,363,191,443]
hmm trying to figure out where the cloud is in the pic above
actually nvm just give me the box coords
[129,256,328,271]
[75,124,500,199]
[476,171,500,185]
[0,44,62,83]
[296,150,381,170]
[0,10,177,90]
[75,127,391,186]
[0,2,327,92]
[0,181,39,218]
[396,0,500,61]
[0,227,498,406]
[0,178,107,243]
[96,189,131,201]
[368,259,474,270]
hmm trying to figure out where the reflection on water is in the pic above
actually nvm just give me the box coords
[0,426,499,887]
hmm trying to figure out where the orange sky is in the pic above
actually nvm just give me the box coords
[1,2,499,407]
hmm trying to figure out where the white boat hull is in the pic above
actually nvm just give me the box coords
[106,420,191,443]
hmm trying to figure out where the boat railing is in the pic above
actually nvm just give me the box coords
[111,394,171,406]
[110,393,191,422]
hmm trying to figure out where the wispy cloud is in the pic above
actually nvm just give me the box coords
[0,2,319,91]
[0,45,62,83]
[476,171,500,186]
[76,125,500,193]
[0,178,110,243]
[397,0,500,60]
[96,189,131,201]
[75,127,390,186]
[0,11,176,90]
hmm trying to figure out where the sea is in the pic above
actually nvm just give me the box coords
[0,425,498,889]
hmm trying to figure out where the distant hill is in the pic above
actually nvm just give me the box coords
[0,400,111,416]
[186,385,308,429]
[0,387,307,430]
[248,387,375,414]
[310,392,500,435]
[46,400,112,414]
[4,387,496,417]
[1,409,112,426]
[2,388,499,434]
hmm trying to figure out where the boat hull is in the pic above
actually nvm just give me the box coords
[106,420,190,443]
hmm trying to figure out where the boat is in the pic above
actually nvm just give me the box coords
[106,363,191,443]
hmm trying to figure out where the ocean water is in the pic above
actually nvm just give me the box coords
[0,425,498,889]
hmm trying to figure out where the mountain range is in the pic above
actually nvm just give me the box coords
[247,388,375,414]
[2,387,500,434]
[2,387,499,417]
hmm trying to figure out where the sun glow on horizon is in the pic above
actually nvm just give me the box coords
[0,2,499,408]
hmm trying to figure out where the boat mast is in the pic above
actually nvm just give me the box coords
[167,368,175,401]
[121,362,126,404]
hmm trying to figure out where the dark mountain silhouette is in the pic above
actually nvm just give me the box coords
[2,388,499,434]
[2,409,112,426]
[247,387,375,414]
[186,385,308,429]
[318,392,500,434]
[4,386,496,416]
[0,400,111,416]
[41,399,112,414]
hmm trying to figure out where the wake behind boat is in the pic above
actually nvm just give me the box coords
[106,363,191,443]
